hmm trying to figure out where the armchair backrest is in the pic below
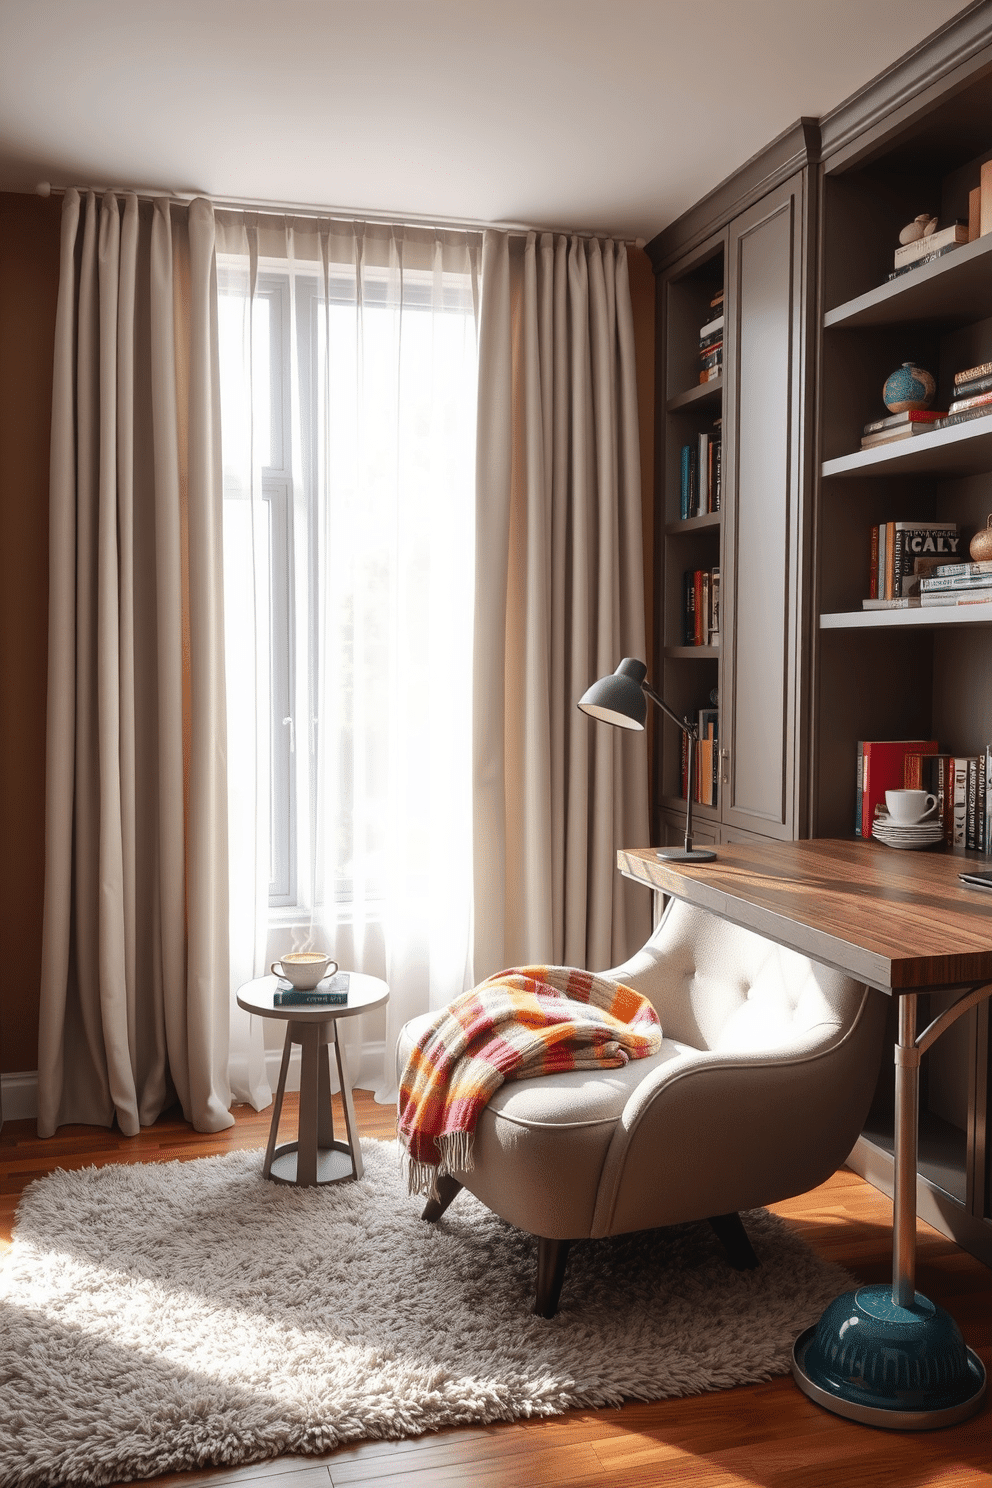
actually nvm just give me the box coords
[603,896,868,1055]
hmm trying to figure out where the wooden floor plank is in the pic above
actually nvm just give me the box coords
[2,1091,990,1488]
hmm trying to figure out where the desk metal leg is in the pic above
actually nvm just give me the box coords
[892,995,919,1308]
[793,986,987,1429]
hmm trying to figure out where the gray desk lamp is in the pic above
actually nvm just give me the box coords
[578,657,716,863]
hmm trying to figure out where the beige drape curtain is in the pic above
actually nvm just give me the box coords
[38,189,233,1138]
[474,231,651,980]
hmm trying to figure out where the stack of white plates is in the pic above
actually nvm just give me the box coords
[871,812,944,850]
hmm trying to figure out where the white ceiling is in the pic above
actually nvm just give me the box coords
[0,0,972,241]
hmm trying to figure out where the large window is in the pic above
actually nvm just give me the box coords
[218,239,480,939]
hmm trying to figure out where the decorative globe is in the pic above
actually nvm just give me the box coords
[883,362,936,413]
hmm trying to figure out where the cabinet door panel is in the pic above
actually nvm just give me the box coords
[722,175,806,838]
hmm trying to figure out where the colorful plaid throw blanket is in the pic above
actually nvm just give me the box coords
[398,965,662,1197]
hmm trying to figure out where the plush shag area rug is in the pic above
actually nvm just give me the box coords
[0,1139,853,1487]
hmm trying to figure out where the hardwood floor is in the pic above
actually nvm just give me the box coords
[2,1093,989,1488]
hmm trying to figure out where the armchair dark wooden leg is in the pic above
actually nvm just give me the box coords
[421,1174,463,1223]
[708,1212,760,1270]
[534,1236,572,1318]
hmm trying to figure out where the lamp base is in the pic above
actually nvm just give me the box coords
[792,1285,987,1430]
[656,847,717,863]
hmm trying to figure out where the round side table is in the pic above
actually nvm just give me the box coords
[236,973,389,1187]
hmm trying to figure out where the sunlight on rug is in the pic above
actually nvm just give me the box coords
[0,1139,854,1487]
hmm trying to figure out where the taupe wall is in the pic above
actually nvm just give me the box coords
[0,200,655,1081]
[0,192,60,1075]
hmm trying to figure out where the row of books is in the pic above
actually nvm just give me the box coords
[856,739,991,853]
[859,358,992,451]
[680,707,719,807]
[679,425,722,519]
[682,567,720,647]
[864,522,961,605]
[698,289,723,385]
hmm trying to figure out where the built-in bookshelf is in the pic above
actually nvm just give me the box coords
[814,41,992,1263]
[657,241,724,831]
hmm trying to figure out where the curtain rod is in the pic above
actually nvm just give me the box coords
[36,181,646,248]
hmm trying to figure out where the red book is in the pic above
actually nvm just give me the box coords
[861,740,939,838]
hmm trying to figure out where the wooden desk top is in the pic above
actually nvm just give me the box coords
[618,839,992,992]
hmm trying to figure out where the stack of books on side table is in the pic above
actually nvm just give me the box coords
[273,973,351,1007]
[698,290,723,383]
[862,521,960,608]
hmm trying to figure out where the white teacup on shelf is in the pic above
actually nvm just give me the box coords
[270,952,339,990]
[885,789,937,825]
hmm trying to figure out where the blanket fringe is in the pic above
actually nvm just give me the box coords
[402,1129,476,1200]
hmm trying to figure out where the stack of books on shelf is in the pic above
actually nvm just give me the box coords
[682,567,720,646]
[698,291,723,383]
[680,705,719,808]
[679,422,722,518]
[932,360,992,432]
[863,521,960,608]
[856,740,991,853]
[887,220,968,280]
[860,408,945,450]
[919,559,992,608]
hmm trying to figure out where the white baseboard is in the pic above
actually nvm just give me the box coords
[1,1071,38,1123]
[0,1042,387,1130]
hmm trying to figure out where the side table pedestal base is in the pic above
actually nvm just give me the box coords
[268,1141,358,1187]
[262,1017,364,1188]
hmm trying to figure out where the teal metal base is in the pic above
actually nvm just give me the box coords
[793,1285,986,1430]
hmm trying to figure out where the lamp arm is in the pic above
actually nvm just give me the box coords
[642,680,698,854]
[642,681,697,739]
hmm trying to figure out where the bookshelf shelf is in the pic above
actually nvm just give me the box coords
[820,603,992,631]
[663,645,720,660]
[667,379,722,414]
[824,233,992,331]
[665,512,720,536]
[822,413,992,479]
[660,793,718,821]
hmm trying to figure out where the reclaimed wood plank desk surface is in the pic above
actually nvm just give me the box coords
[618,837,992,993]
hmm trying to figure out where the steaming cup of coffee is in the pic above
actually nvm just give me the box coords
[269,952,339,990]
[885,789,938,825]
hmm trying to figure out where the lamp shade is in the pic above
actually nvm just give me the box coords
[577,658,647,730]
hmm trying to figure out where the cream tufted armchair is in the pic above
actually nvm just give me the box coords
[396,896,887,1317]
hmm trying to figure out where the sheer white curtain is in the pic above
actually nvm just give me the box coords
[216,216,482,1101]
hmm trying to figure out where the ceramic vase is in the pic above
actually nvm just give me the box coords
[970,516,992,562]
[883,362,936,413]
